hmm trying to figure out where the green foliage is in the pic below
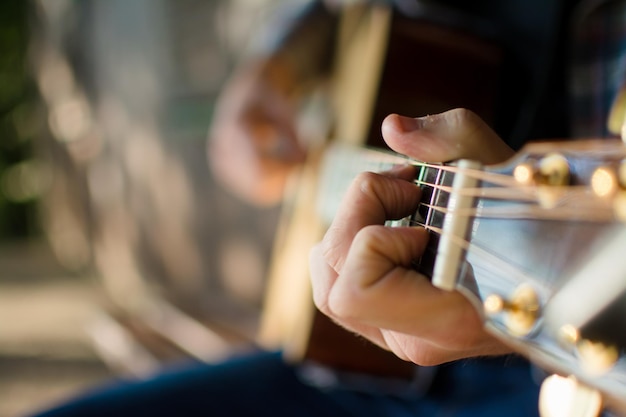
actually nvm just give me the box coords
[0,0,40,240]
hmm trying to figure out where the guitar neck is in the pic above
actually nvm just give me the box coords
[316,140,626,414]
[318,144,480,288]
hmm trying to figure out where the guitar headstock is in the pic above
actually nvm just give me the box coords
[459,139,626,416]
[496,139,626,210]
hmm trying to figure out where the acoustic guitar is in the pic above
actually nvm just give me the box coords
[259,5,626,416]
[258,2,505,380]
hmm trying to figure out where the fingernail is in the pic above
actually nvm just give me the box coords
[398,114,440,132]
[398,116,422,132]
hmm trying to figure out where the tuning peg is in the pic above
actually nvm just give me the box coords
[591,160,626,194]
[513,154,571,187]
[590,166,619,198]
[577,339,619,375]
[557,323,580,346]
[537,153,571,186]
[513,154,570,208]
[483,284,540,336]
[589,161,626,220]
[556,324,619,376]
[539,374,603,417]
[513,161,535,185]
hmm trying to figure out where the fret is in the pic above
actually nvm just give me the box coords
[415,165,438,227]
[386,164,455,279]
[388,161,481,288]
[427,167,455,229]
[414,165,447,278]
[318,145,480,288]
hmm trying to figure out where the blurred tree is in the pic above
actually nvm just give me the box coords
[0,0,40,240]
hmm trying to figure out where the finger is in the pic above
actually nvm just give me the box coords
[329,225,486,343]
[328,225,444,327]
[381,108,514,165]
[310,243,389,348]
[324,224,487,362]
[321,171,421,273]
[309,243,337,315]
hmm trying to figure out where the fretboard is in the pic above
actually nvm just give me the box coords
[413,164,455,278]
[317,144,476,286]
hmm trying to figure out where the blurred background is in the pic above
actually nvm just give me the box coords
[0,1,298,415]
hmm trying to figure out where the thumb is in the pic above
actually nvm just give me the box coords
[381,108,514,165]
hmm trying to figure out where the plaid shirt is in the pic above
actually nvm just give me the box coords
[569,0,626,138]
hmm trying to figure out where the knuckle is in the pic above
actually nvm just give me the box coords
[353,225,384,249]
[328,288,358,320]
[446,108,479,129]
[312,289,330,315]
[350,226,382,261]
[321,228,343,269]
[354,171,383,196]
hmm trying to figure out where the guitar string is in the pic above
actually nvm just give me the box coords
[386,163,612,287]
[414,178,606,207]
[355,148,622,296]
[355,151,617,225]
[418,225,542,290]
[405,163,615,223]
[417,202,615,222]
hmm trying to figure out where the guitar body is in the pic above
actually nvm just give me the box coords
[259,3,504,378]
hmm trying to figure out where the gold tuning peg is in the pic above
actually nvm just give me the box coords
[513,154,571,187]
[591,161,626,220]
[557,324,619,376]
[513,156,570,208]
[590,166,619,198]
[537,153,571,186]
[539,374,603,417]
[577,339,620,376]
[483,284,540,336]
[513,161,536,185]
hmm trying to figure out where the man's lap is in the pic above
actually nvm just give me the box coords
[29,351,540,417]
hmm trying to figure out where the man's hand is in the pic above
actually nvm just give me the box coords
[208,59,306,206]
[310,109,515,366]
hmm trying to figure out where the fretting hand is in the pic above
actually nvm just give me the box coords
[310,108,516,366]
